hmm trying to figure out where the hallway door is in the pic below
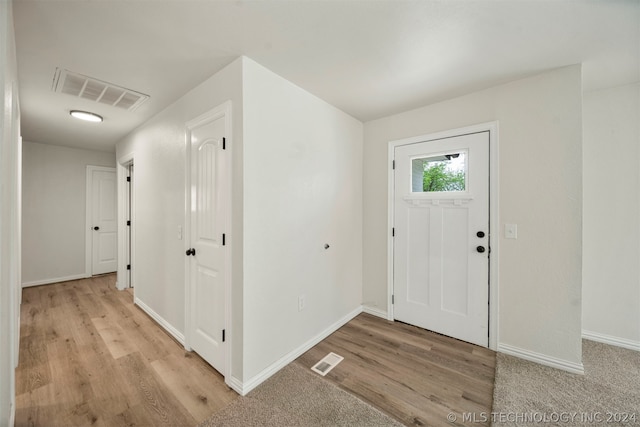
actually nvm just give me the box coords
[186,105,230,376]
[88,166,117,275]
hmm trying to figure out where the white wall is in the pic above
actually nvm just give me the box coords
[241,58,363,383]
[583,82,640,349]
[0,0,21,424]
[363,66,583,369]
[116,57,245,380]
[21,141,115,286]
[115,56,363,391]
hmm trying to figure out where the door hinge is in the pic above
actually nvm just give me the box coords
[127,264,131,270]
[392,295,394,304]
[392,227,395,237]
[392,160,395,169]
[222,137,226,150]
[222,233,226,246]
[127,176,131,182]
[127,220,131,226]
[222,329,226,342]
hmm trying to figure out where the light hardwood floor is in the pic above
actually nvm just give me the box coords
[15,274,237,426]
[295,313,496,427]
[17,274,495,427]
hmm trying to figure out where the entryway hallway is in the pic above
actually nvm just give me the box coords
[16,275,496,426]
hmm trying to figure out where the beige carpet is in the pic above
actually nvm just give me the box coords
[198,363,403,427]
[492,340,640,426]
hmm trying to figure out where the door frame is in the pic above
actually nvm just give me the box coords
[116,153,135,290]
[85,165,118,277]
[387,121,500,350]
[183,100,233,381]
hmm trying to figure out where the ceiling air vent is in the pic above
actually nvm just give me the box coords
[52,68,149,111]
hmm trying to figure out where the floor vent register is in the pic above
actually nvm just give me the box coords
[310,352,344,376]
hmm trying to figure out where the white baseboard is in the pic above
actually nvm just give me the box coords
[134,297,185,345]
[498,343,584,375]
[226,375,244,395]
[236,305,363,396]
[9,402,15,427]
[362,305,388,320]
[582,330,640,352]
[22,273,89,288]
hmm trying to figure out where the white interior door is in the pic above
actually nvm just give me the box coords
[393,131,489,346]
[125,163,133,288]
[90,167,117,275]
[187,111,228,374]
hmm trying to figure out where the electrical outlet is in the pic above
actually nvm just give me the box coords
[504,223,518,239]
[298,295,306,312]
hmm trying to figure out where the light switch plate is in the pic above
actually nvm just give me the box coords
[505,223,518,239]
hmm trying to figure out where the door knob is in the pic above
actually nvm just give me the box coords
[186,248,196,256]
[93,226,100,231]
[476,231,485,238]
[476,246,486,253]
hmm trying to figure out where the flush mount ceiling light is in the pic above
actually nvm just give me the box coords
[70,110,103,123]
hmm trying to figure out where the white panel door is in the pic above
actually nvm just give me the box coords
[393,131,489,346]
[188,113,227,374]
[91,169,117,275]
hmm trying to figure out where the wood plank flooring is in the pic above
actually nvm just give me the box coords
[294,313,496,427]
[15,274,237,427]
[17,274,495,427]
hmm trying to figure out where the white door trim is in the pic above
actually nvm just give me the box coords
[117,153,135,290]
[85,165,118,277]
[387,121,500,350]
[184,100,233,382]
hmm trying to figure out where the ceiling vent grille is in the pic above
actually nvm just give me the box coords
[52,68,149,111]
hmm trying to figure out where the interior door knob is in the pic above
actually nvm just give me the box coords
[93,226,100,231]
[476,231,485,238]
[476,246,486,253]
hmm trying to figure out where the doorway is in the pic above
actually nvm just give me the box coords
[123,162,133,289]
[184,101,232,378]
[117,155,135,291]
[388,123,499,349]
[85,166,117,276]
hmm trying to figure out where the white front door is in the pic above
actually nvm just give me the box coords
[393,131,489,346]
[187,109,228,374]
[90,167,117,275]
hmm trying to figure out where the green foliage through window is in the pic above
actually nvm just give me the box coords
[423,162,465,192]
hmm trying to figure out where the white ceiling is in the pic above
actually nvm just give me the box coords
[13,0,640,153]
